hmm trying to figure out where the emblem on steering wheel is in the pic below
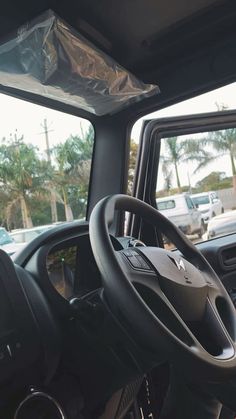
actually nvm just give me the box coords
[174,259,186,271]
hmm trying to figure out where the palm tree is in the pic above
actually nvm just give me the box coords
[128,139,138,194]
[52,125,94,221]
[162,137,183,191]
[162,137,211,192]
[53,141,77,221]
[0,136,50,228]
[162,161,173,193]
[193,129,236,189]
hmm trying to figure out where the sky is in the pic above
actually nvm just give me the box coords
[0,82,236,189]
[0,94,91,157]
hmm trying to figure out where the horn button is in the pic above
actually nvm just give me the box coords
[138,247,208,322]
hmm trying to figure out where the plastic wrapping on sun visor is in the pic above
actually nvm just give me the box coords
[0,10,160,115]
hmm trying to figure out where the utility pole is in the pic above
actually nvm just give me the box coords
[42,119,51,164]
[186,159,192,194]
[40,119,58,223]
[187,170,192,194]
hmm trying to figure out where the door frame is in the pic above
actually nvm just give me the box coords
[128,109,236,244]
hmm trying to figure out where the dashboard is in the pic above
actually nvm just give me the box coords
[22,222,236,310]
[41,231,138,305]
[29,232,103,309]
[47,246,78,299]
[45,236,104,301]
[23,227,127,309]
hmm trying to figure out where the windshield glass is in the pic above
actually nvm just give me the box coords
[0,93,94,255]
[0,229,13,245]
[192,196,210,205]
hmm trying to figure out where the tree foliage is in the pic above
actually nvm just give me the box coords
[195,171,232,192]
[161,136,211,192]
[0,125,94,229]
[52,125,94,221]
[127,140,138,195]
[193,129,236,176]
[0,136,50,228]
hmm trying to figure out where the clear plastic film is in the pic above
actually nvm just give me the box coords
[0,10,160,115]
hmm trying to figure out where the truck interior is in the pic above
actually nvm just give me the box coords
[1,1,236,418]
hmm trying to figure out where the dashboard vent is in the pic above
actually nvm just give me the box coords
[221,246,236,267]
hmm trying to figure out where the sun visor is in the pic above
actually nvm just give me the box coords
[0,10,160,115]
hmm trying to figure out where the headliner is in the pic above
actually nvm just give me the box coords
[1,0,236,117]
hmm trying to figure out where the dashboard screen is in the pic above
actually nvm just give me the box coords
[46,246,77,299]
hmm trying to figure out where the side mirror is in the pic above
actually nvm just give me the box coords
[212,198,218,203]
[195,203,199,209]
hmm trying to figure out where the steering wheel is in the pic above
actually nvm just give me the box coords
[89,195,236,381]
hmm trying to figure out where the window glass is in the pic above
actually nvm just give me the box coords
[0,229,13,245]
[0,93,94,253]
[185,196,194,209]
[156,128,236,247]
[156,200,176,210]
[192,195,210,205]
[129,82,236,245]
[211,192,218,201]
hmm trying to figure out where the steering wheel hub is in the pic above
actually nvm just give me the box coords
[137,247,208,322]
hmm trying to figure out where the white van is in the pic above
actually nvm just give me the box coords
[156,193,204,237]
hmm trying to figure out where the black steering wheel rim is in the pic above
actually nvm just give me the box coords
[89,194,236,381]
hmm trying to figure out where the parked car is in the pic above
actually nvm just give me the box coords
[10,225,56,244]
[156,193,204,237]
[0,227,24,256]
[207,210,236,239]
[191,191,224,225]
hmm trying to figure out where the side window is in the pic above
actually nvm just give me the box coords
[185,196,194,210]
[210,193,215,202]
[156,128,236,245]
[156,200,175,210]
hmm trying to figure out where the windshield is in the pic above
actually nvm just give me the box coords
[0,93,94,255]
[192,196,210,205]
[0,229,13,245]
